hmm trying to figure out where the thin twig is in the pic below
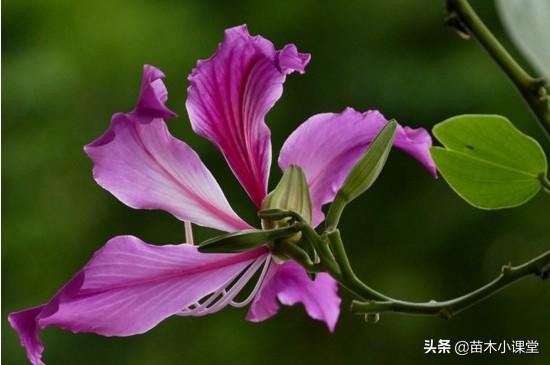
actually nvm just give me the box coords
[445,0,550,139]
[269,212,549,320]
[350,250,550,318]
[293,226,548,319]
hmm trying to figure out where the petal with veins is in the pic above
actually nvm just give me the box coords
[186,24,310,207]
[279,108,436,225]
[9,236,269,365]
[85,65,250,232]
[246,261,341,332]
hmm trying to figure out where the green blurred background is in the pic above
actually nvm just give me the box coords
[3,0,549,364]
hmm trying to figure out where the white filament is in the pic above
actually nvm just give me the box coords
[184,221,194,245]
[177,255,270,317]
[229,255,271,307]
[195,258,263,315]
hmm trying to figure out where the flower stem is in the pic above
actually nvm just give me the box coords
[349,250,550,318]
[273,211,549,320]
[286,226,550,320]
[445,0,550,139]
[325,194,347,231]
[324,229,390,301]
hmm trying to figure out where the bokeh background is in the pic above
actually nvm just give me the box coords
[3,0,549,364]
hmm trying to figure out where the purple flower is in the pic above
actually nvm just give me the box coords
[9,25,436,365]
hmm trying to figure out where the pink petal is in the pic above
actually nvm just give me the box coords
[246,261,341,332]
[8,306,45,365]
[135,65,178,120]
[85,65,250,232]
[9,236,268,365]
[279,108,436,226]
[186,24,310,207]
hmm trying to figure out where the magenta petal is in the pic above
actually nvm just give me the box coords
[186,24,310,207]
[279,108,436,226]
[277,44,310,74]
[8,306,45,365]
[9,236,268,364]
[246,261,341,332]
[85,66,250,232]
[135,65,178,120]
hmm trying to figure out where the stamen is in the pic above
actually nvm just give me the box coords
[194,257,264,315]
[230,255,271,307]
[191,289,227,314]
[177,277,235,316]
[184,221,194,245]
[176,255,270,317]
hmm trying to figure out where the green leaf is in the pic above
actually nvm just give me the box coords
[198,226,300,253]
[431,114,548,209]
[325,121,397,229]
[262,165,312,224]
